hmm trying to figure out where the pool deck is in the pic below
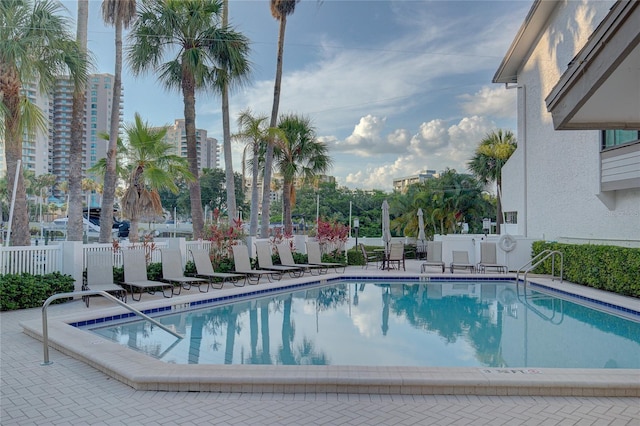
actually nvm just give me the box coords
[3,260,639,425]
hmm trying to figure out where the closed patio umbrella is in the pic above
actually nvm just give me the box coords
[381,199,391,253]
[417,208,426,258]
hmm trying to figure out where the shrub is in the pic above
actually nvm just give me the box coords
[0,272,75,311]
[531,241,640,298]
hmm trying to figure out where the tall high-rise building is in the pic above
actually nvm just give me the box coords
[48,73,121,198]
[159,119,219,172]
[85,74,122,171]
[0,82,50,178]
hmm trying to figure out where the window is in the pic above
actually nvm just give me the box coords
[504,211,518,224]
[602,130,639,150]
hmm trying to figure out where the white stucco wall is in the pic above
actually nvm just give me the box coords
[500,0,640,245]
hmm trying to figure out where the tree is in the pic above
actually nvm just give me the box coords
[260,0,300,238]
[67,0,89,241]
[274,114,331,235]
[220,0,237,227]
[233,109,284,236]
[198,168,245,219]
[99,0,137,242]
[1,0,87,245]
[467,129,517,234]
[120,113,195,242]
[127,0,250,239]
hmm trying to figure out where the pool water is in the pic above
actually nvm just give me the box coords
[89,281,640,369]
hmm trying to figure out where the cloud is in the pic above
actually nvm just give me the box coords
[342,115,494,190]
[458,86,516,118]
[329,115,410,156]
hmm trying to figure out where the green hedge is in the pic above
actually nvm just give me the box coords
[0,272,75,311]
[531,241,640,298]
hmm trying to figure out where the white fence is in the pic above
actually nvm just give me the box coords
[0,245,63,276]
[0,239,214,292]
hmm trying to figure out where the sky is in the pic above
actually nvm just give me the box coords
[62,0,531,191]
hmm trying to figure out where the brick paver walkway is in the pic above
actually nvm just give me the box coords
[2,264,639,425]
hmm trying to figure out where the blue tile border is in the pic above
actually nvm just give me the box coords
[72,275,638,328]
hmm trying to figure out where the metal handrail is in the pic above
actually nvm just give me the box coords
[516,249,563,287]
[41,290,183,365]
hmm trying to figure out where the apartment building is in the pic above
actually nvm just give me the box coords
[392,170,437,193]
[159,119,219,172]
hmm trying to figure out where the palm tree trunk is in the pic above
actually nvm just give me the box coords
[221,0,237,226]
[260,15,288,238]
[1,67,30,246]
[496,177,503,235]
[249,144,260,236]
[100,15,124,243]
[67,0,89,242]
[182,70,204,239]
[283,180,293,235]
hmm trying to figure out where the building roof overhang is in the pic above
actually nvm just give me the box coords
[545,1,640,130]
[493,0,560,84]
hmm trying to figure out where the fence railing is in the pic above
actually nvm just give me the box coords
[0,245,63,276]
[1,239,216,277]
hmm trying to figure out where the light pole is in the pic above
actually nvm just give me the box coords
[353,217,359,248]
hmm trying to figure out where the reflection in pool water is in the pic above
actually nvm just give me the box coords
[90,281,640,369]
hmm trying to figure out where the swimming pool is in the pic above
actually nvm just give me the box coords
[22,274,640,395]
[88,280,640,369]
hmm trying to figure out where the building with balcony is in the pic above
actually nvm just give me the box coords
[493,0,639,246]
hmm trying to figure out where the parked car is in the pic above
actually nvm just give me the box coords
[83,208,130,238]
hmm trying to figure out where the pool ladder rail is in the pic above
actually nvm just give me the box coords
[516,249,563,288]
[40,290,184,366]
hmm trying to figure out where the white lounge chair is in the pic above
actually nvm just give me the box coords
[255,241,303,277]
[122,249,175,301]
[190,249,245,289]
[450,250,475,273]
[160,248,209,292]
[385,242,405,271]
[83,252,127,307]
[420,241,445,273]
[306,241,345,273]
[477,242,508,273]
[276,242,324,275]
[231,245,281,284]
[359,243,379,269]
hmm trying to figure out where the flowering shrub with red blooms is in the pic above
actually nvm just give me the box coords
[113,233,157,263]
[203,212,246,268]
[269,227,294,254]
[316,219,349,255]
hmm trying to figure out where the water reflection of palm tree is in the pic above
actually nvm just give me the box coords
[224,311,238,364]
[278,294,296,365]
[188,315,205,364]
[249,306,259,364]
[260,304,271,364]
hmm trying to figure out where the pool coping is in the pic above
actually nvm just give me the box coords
[21,273,640,396]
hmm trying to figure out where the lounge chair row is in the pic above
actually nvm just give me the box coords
[83,241,347,304]
[419,241,508,274]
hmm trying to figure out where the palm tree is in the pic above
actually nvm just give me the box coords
[127,0,251,239]
[67,0,89,242]
[99,0,137,243]
[274,114,331,235]
[120,113,195,242]
[233,109,284,236]
[467,129,517,234]
[1,0,87,246]
[260,0,300,238]
[220,0,237,227]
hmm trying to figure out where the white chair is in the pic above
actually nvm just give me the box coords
[83,252,127,307]
[420,241,445,273]
[477,242,508,273]
[450,251,475,273]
